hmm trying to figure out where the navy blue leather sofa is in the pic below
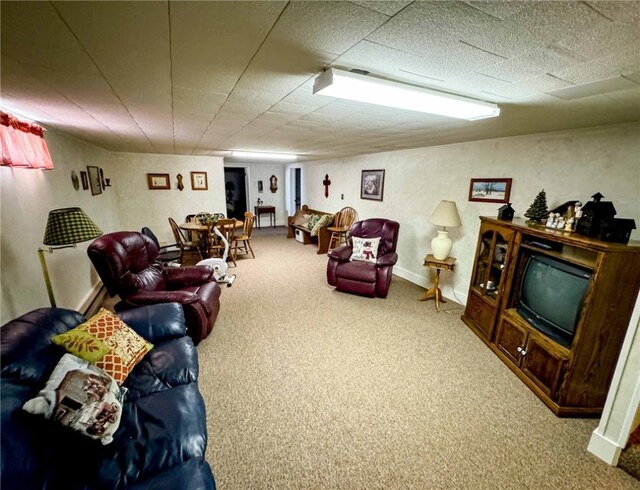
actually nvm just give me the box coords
[1,303,215,489]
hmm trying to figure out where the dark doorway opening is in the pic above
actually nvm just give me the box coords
[224,167,247,220]
[294,168,301,212]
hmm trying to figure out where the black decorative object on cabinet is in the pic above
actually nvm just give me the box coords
[497,203,515,221]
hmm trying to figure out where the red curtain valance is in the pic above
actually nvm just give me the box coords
[1,111,54,169]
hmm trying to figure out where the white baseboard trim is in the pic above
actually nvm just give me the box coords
[587,430,622,466]
[393,266,467,306]
[76,282,106,316]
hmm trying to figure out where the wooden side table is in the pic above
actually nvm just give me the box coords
[254,205,276,229]
[419,254,456,312]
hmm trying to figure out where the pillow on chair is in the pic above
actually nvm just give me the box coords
[310,214,333,236]
[350,237,381,263]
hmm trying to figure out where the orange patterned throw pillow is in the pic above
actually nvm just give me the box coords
[54,309,153,385]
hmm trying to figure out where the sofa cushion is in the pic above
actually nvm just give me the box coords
[336,261,377,283]
[51,327,111,363]
[122,337,199,401]
[93,383,209,488]
[22,353,124,445]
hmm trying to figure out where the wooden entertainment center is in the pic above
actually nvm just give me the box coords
[462,217,640,417]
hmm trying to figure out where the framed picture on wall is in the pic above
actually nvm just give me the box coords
[258,180,263,193]
[191,171,208,190]
[87,166,102,196]
[361,169,385,201]
[80,171,89,190]
[147,173,170,190]
[468,178,512,203]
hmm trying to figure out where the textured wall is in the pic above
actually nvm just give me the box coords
[111,152,226,245]
[1,130,121,323]
[301,122,640,302]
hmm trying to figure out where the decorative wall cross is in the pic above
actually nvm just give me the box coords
[323,174,331,198]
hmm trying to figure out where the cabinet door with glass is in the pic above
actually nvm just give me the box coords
[470,222,514,305]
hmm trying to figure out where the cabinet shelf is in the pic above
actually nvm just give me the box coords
[519,243,597,270]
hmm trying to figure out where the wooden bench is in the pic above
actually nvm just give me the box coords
[287,205,334,254]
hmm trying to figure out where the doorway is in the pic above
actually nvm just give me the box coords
[224,167,247,220]
[294,168,301,212]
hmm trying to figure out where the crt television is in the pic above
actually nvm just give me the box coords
[516,254,592,348]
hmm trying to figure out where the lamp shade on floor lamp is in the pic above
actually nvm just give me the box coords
[39,207,102,306]
[428,200,462,260]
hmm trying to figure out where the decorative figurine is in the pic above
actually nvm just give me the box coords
[497,203,515,221]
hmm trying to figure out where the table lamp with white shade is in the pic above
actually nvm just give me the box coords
[428,200,462,260]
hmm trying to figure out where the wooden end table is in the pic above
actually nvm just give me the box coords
[254,205,276,229]
[418,254,456,312]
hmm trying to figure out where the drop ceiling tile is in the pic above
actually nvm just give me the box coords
[463,1,532,20]
[270,101,317,116]
[497,74,575,99]
[268,1,388,56]
[553,47,640,85]
[555,22,640,61]
[174,87,228,115]
[54,1,171,105]
[350,1,412,17]
[170,1,286,93]
[505,1,611,48]
[587,1,640,24]
[1,2,92,73]
[477,47,586,83]
[256,112,300,124]
[367,1,503,54]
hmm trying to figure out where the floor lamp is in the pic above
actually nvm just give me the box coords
[38,207,102,307]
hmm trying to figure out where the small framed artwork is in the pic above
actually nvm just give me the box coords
[80,171,89,190]
[191,171,208,191]
[147,173,171,190]
[258,180,263,193]
[468,178,512,203]
[361,169,385,201]
[87,166,102,196]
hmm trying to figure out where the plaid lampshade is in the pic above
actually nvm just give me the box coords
[43,207,102,246]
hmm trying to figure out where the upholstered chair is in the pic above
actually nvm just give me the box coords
[326,218,400,298]
[87,231,221,344]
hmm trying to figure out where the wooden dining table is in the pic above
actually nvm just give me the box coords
[180,220,243,258]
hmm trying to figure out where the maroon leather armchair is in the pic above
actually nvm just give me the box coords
[327,218,400,298]
[87,231,221,344]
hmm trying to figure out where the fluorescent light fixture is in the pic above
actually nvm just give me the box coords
[231,151,297,161]
[313,68,500,121]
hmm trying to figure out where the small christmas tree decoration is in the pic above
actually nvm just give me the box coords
[524,189,548,224]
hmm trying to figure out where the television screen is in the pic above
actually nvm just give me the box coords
[516,254,591,348]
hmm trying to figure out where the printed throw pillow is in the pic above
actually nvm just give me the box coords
[52,328,111,363]
[293,213,311,228]
[350,236,381,263]
[310,214,334,237]
[23,353,124,445]
[52,309,153,385]
[307,214,321,232]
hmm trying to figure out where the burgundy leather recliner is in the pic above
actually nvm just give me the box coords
[327,218,400,298]
[87,231,221,344]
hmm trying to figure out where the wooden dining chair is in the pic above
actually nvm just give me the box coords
[327,206,358,252]
[232,211,256,261]
[168,217,202,264]
[209,218,237,267]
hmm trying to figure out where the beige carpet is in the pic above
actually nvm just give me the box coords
[196,227,639,489]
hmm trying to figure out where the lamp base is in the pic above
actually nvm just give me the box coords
[431,230,452,260]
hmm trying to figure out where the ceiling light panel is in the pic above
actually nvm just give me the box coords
[313,68,500,120]
[231,151,297,161]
